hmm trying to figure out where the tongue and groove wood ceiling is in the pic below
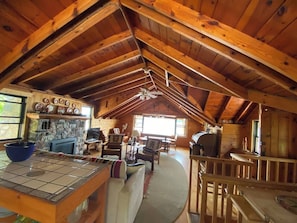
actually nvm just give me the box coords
[0,0,297,126]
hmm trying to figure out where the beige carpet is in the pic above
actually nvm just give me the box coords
[134,153,188,223]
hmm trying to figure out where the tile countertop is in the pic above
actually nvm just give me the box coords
[0,150,108,203]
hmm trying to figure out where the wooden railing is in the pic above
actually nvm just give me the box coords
[230,153,297,183]
[188,153,297,223]
[188,155,256,218]
[200,174,297,223]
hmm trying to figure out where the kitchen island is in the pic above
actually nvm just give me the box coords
[0,150,110,223]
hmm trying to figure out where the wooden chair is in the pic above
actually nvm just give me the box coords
[101,134,124,160]
[135,138,162,171]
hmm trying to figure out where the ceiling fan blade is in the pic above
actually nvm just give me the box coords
[150,91,163,95]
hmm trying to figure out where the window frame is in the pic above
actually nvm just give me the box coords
[0,93,27,141]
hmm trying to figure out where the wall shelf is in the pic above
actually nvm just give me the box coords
[27,113,88,120]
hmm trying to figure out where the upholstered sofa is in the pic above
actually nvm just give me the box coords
[106,160,145,223]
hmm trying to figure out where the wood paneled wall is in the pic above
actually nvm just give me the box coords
[261,107,297,158]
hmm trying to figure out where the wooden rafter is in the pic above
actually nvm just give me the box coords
[135,28,248,98]
[122,0,297,96]
[16,30,133,84]
[0,0,120,89]
[134,0,297,83]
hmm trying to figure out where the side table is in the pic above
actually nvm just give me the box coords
[84,139,102,155]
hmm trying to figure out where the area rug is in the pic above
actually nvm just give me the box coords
[134,153,188,223]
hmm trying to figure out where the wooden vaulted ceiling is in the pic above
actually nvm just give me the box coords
[1,0,297,126]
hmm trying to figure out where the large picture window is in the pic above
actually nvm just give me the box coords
[0,93,26,141]
[133,115,187,137]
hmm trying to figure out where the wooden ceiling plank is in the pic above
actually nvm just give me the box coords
[0,0,102,74]
[81,76,150,101]
[45,50,140,90]
[135,28,248,98]
[98,94,140,118]
[235,0,260,31]
[122,0,297,96]
[233,101,254,123]
[65,64,144,95]
[216,96,231,122]
[16,30,133,83]
[106,99,141,118]
[0,0,119,89]
[255,0,297,43]
[134,0,297,84]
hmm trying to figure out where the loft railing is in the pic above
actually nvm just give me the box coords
[188,155,256,219]
[230,153,297,183]
[200,174,297,223]
[188,153,297,223]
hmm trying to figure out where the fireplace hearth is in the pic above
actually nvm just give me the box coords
[50,138,77,154]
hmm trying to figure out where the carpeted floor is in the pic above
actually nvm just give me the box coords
[134,153,188,223]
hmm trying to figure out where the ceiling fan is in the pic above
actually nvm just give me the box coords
[137,68,163,100]
[137,87,163,100]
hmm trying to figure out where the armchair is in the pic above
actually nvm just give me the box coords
[135,138,162,171]
[101,134,125,160]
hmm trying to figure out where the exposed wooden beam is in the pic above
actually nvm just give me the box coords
[135,28,248,98]
[122,0,297,96]
[15,30,133,83]
[134,0,297,83]
[0,0,105,74]
[0,0,120,89]
[143,49,232,96]
[150,63,216,121]
[59,64,144,95]
[248,90,297,114]
[154,76,217,125]
[216,96,231,122]
[233,101,254,123]
[83,77,151,101]
[46,50,140,90]
[77,73,148,99]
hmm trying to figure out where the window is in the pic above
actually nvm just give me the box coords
[81,106,92,131]
[176,118,187,137]
[133,115,187,137]
[0,93,26,141]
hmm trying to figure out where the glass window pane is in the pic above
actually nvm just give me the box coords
[0,94,22,103]
[0,124,19,140]
[0,93,26,140]
[0,102,22,117]
[0,117,20,124]
[143,116,175,136]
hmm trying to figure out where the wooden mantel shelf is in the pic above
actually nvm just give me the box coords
[27,112,88,120]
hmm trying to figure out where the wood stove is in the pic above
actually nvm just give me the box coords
[189,131,219,157]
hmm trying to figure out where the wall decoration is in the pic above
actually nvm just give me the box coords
[57,106,65,114]
[52,98,59,104]
[74,108,80,115]
[46,104,54,113]
[59,98,64,104]
[66,107,73,114]
[43,98,49,104]
[34,103,44,112]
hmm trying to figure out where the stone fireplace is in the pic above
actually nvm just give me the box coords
[27,114,87,154]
